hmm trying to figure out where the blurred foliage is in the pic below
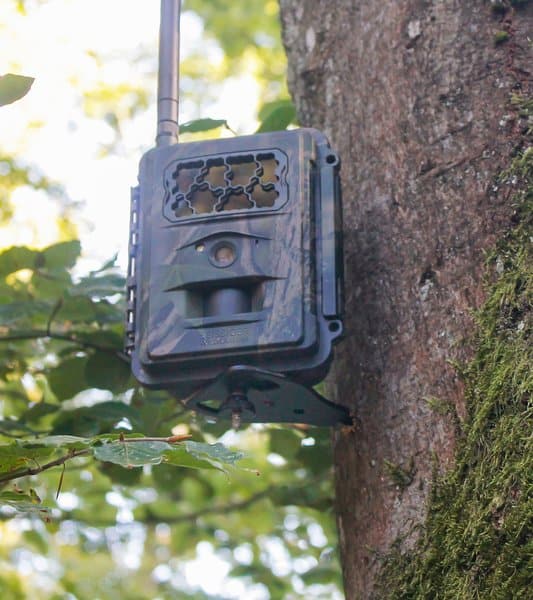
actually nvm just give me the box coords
[183,0,288,96]
[0,2,333,599]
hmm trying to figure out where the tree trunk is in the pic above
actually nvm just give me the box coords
[279,1,532,597]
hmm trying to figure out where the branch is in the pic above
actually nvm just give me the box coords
[46,298,64,336]
[53,476,329,527]
[0,435,191,485]
[0,448,91,484]
[145,487,271,524]
[0,329,129,362]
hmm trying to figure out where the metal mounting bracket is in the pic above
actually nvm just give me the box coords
[184,365,350,427]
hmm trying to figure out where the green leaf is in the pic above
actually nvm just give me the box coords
[0,419,40,436]
[93,440,172,468]
[85,351,131,392]
[30,269,72,299]
[48,356,88,400]
[180,118,227,134]
[20,435,92,450]
[0,74,34,107]
[80,401,141,427]
[52,401,140,437]
[0,490,50,519]
[51,402,141,437]
[71,273,125,298]
[163,444,223,471]
[0,301,51,326]
[21,402,59,424]
[98,461,143,485]
[0,443,54,474]
[179,440,244,472]
[93,299,124,324]
[0,246,39,278]
[41,240,81,271]
[301,566,340,585]
[269,428,302,459]
[55,295,98,323]
[256,99,296,133]
[76,329,123,351]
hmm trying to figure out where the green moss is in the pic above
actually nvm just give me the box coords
[376,130,532,596]
[494,30,510,44]
[384,458,416,492]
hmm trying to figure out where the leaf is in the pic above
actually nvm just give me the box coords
[85,351,131,392]
[51,401,142,437]
[41,240,81,271]
[54,295,98,323]
[301,566,340,585]
[30,269,72,299]
[71,273,125,298]
[98,461,143,485]
[0,490,50,519]
[0,74,34,107]
[21,401,59,423]
[0,301,52,326]
[93,440,172,468]
[93,299,124,324]
[80,401,141,428]
[269,428,302,459]
[256,99,296,133]
[0,443,54,474]
[79,329,123,350]
[180,118,227,134]
[92,253,118,273]
[173,440,244,473]
[0,419,40,436]
[48,356,88,400]
[20,435,92,450]
[163,445,223,471]
[0,246,39,278]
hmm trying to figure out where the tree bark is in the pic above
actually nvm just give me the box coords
[279,1,532,597]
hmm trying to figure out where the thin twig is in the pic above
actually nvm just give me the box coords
[0,329,129,362]
[46,298,64,336]
[142,488,272,524]
[116,435,192,443]
[0,448,91,484]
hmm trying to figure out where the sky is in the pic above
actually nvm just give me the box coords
[0,0,260,271]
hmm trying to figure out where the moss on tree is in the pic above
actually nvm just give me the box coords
[376,124,532,597]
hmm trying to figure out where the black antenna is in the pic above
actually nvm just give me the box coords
[156,0,180,147]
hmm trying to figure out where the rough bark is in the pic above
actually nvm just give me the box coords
[279,1,532,597]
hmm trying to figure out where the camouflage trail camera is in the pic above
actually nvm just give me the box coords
[126,1,348,426]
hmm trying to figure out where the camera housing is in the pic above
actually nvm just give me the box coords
[125,128,344,421]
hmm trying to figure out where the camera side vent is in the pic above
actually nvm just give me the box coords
[124,186,139,356]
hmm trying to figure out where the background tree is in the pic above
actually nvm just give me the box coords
[279,0,531,597]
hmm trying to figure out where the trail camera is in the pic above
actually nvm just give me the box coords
[126,1,348,426]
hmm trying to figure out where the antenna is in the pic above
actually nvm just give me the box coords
[156,0,180,147]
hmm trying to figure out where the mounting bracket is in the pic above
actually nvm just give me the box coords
[184,365,351,427]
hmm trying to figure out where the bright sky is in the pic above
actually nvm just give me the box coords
[0,0,260,271]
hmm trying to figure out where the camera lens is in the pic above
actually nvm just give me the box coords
[210,241,236,267]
